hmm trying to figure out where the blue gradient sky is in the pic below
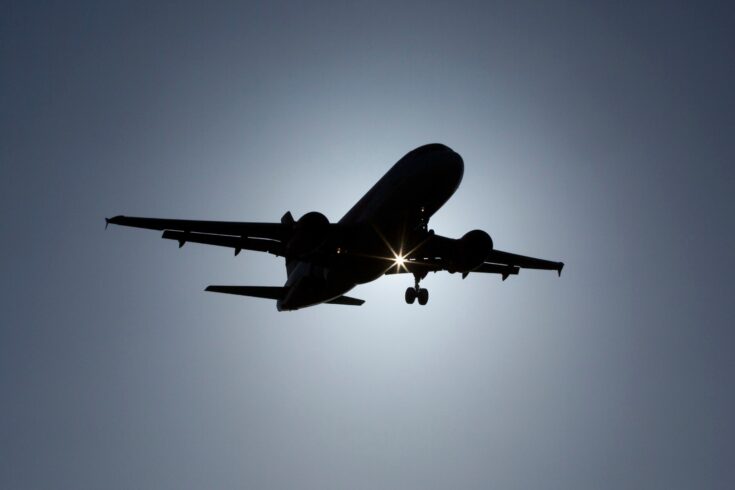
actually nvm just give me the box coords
[2,1,734,489]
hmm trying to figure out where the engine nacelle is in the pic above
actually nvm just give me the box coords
[451,229,493,273]
[286,211,330,257]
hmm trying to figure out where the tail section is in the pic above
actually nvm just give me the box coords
[205,286,286,299]
[205,285,364,309]
[325,295,365,306]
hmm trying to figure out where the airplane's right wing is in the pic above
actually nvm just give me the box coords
[106,215,287,239]
[106,215,289,256]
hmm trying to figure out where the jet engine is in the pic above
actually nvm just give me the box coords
[451,229,493,272]
[286,211,330,257]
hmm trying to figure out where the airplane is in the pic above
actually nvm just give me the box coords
[106,143,563,310]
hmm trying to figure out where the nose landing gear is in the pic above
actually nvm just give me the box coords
[405,273,429,305]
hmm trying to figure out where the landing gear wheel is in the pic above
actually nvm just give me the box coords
[405,287,417,304]
[417,288,429,305]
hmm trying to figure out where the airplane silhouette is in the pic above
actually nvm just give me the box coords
[106,143,563,310]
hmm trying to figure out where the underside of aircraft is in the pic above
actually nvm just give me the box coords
[106,143,563,310]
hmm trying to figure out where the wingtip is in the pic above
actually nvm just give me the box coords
[557,262,564,277]
[105,215,125,229]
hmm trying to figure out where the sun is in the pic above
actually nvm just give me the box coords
[394,251,407,271]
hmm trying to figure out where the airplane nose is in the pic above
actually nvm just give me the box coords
[400,143,464,187]
[449,150,464,182]
[435,148,464,186]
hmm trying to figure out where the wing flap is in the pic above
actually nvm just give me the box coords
[486,249,564,275]
[162,230,281,255]
[474,263,520,280]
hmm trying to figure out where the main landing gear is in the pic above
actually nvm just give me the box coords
[405,273,429,305]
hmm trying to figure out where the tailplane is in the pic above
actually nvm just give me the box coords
[205,286,364,307]
[326,295,365,306]
[205,286,286,299]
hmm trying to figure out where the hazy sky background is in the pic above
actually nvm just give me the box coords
[2,1,734,489]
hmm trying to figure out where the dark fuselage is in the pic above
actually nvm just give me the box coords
[277,143,464,310]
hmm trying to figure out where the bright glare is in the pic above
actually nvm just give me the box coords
[394,254,406,268]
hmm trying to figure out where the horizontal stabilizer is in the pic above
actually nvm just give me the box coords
[205,285,286,300]
[325,295,365,306]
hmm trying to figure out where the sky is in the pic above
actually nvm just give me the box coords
[1,1,734,489]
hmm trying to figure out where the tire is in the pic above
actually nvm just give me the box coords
[405,287,417,304]
[417,288,429,305]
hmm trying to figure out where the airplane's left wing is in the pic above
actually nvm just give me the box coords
[386,232,563,280]
[485,249,564,276]
[105,215,288,256]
